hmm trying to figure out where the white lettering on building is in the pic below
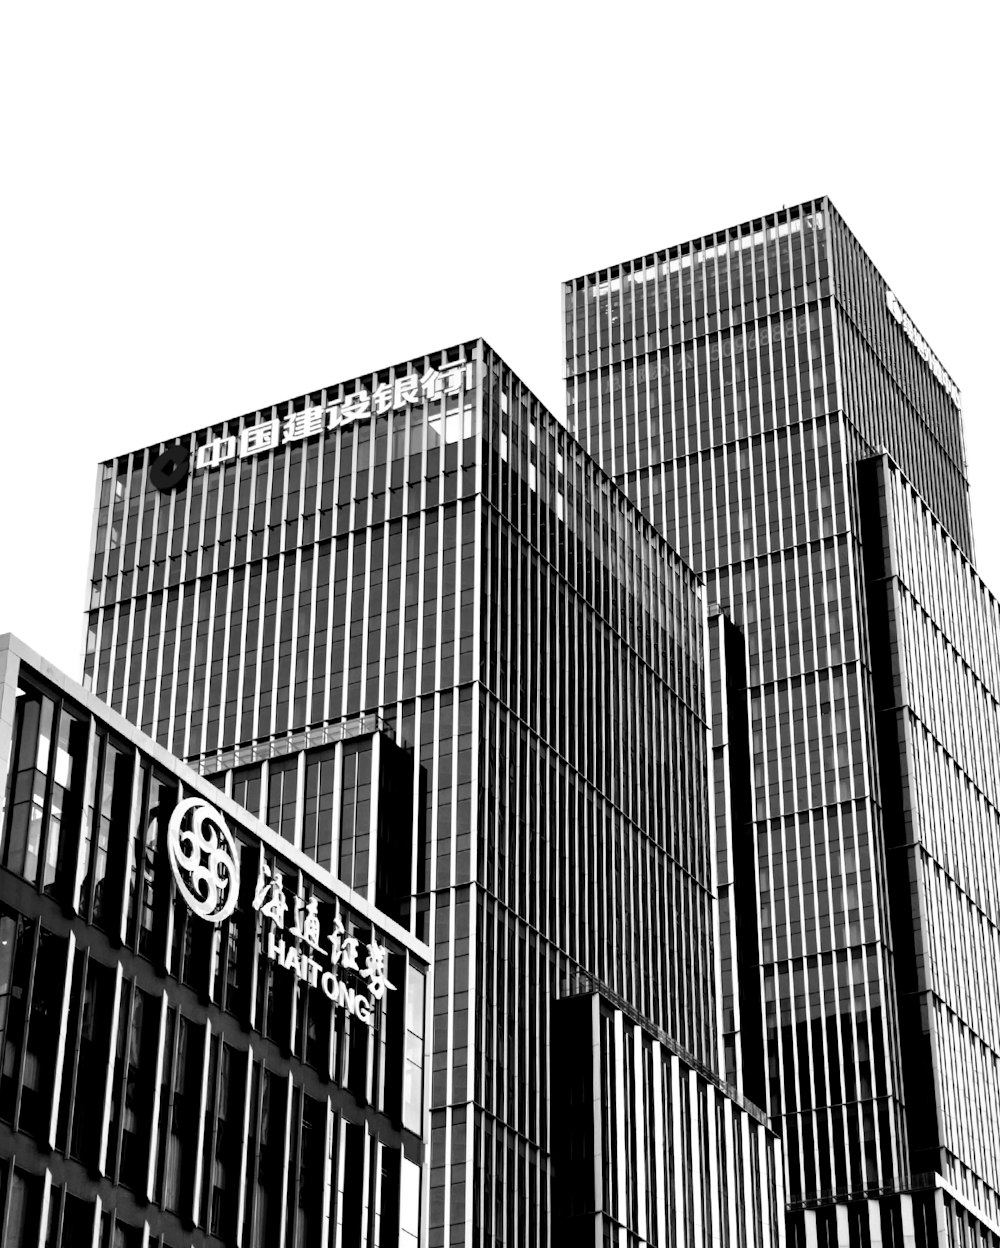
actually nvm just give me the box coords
[195,361,475,472]
[252,863,394,1027]
[885,290,961,409]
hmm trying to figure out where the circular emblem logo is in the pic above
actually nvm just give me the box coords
[150,444,190,492]
[166,797,241,923]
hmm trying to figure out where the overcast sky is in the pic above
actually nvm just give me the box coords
[2,3,997,678]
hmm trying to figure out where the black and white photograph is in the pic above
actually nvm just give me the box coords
[1,4,998,1246]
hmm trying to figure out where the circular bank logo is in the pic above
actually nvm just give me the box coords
[166,797,241,923]
[149,443,190,492]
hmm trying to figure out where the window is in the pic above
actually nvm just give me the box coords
[161,1013,203,1215]
[86,737,135,934]
[0,910,35,1123]
[302,746,337,871]
[2,684,54,884]
[43,706,89,901]
[400,1154,421,1248]
[4,1167,42,1247]
[208,1043,245,1239]
[116,986,158,1192]
[403,965,425,1135]
[231,762,262,820]
[130,768,176,962]
[70,957,116,1169]
[339,743,372,895]
[267,756,298,843]
[18,926,66,1140]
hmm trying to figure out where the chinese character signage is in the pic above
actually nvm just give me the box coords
[165,800,397,1028]
[885,289,961,409]
[251,861,393,1028]
[195,361,474,472]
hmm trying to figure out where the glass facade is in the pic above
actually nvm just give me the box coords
[860,453,1000,1230]
[200,727,416,927]
[0,635,428,1248]
[80,340,781,1247]
[552,979,783,1247]
[564,198,1000,1245]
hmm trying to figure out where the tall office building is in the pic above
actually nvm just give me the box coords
[565,199,1000,1245]
[79,341,783,1247]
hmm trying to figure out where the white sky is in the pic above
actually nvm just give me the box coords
[2,3,997,678]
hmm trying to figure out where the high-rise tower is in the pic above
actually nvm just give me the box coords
[81,341,783,1247]
[565,199,1000,1246]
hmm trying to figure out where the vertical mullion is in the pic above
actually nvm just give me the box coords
[190,1019,212,1229]
[235,1045,253,1247]
[277,1070,293,1248]
[12,920,42,1131]
[145,989,169,1205]
[97,962,124,1177]
[47,931,77,1150]
[120,449,150,713]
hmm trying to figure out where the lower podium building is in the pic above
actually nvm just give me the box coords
[0,633,430,1248]
[553,974,783,1245]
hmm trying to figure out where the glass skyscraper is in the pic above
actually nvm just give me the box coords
[565,198,1000,1245]
[77,341,784,1246]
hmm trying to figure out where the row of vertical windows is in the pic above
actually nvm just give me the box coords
[785,1188,992,1248]
[0,896,423,1246]
[889,586,1000,802]
[88,493,478,760]
[905,727,1000,1010]
[1,1081,418,1248]
[828,202,971,555]
[568,302,838,489]
[564,204,830,380]
[222,740,387,903]
[483,359,703,711]
[837,315,972,559]
[475,697,714,1064]
[463,1108,549,1246]
[881,464,1000,698]
[0,1163,146,1247]
[555,995,782,1248]
[756,800,876,963]
[481,509,707,839]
